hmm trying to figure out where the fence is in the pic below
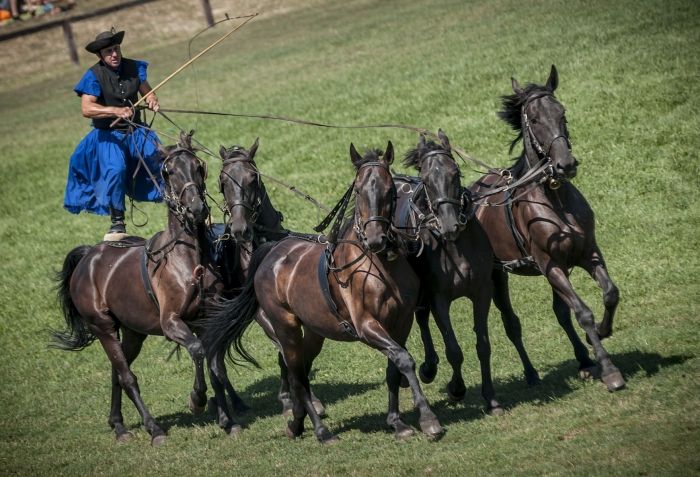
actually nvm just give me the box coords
[0,0,214,64]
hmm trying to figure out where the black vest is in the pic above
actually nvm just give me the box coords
[90,58,142,130]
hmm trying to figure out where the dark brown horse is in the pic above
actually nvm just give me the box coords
[51,132,252,444]
[394,131,503,414]
[205,143,444,442]
[468,65,624,391]
[207,139,288,418]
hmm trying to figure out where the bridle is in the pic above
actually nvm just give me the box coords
[352,160,396,249]
[521,92,574,189]
[218,153,263,235]
[161,147,208,223]
[419,149,471,230]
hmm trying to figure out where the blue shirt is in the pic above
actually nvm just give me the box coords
[74,60,149,97]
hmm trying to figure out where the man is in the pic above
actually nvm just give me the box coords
[64,28,164,241]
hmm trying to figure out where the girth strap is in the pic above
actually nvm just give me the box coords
[500,191,540,273]
[140,232,163,312]
[317,249,358,338]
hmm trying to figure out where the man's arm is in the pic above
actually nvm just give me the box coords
[139,81,160,112]
[81,94,133,120]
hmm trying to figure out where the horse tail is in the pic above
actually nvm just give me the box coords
[204,241,276,367]
[49,245,94,351]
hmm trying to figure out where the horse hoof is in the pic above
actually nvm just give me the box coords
[419,419,444,439]
[602,371,626,392]
[419,363,437,384]
[579,366,599,380]
[228,424,243,438]
[115,431,133,443]
[394,425,415,440]
[488,405,506,417]
[188,395,206,416]
[285,421,303,439]
[446,386,466,403]
[312,399,327,418]
[317,429,339,445]
[151,434,167,447]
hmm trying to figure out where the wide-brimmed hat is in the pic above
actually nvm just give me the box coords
[85,29,125,54]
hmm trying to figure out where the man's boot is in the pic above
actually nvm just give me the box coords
[104,208,128,241]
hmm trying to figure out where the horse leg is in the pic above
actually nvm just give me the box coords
[429,297,466,401]
[302,330,327,418]
[160,314,208,415]
[358,320,443,438]
[472,291,504,415]
[545,265,625,392]
[108,327,147,442]
[385,358,415,439]
[415,303,440,384]
[95,329,166,445]
[207,355,243,436]
[492,269,540,385]
[551,291,597,379]
[208,354,249,414]
[582,246,619,340]
[274,313,337,443]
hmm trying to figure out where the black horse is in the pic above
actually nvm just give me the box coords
[415,65,623,391]
[394,131,503,414]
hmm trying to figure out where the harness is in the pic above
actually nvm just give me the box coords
[493,91,573,275]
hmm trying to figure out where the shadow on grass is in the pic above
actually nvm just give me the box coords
[155,373,382,432]
[153,349,692,435]
[333,349,693,435]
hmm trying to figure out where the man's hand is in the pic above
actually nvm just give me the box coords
[144,92,160,112]
[114,106,134,119]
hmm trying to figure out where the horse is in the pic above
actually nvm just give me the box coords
[393,130,504,414]
[466,65,624,391]
[204,142,444,442]
[207,138,289,416]
[51,131,249,445]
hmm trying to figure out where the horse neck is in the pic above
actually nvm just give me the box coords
[162,209,202,260]
[255,190,284,232]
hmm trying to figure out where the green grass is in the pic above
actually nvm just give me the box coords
[1,0,699,475]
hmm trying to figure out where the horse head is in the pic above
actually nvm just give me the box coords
[405,130,466,241]
[502,65,578,181]
[218,138,261,242]
[349,141,396,253]
[159,130,209,226]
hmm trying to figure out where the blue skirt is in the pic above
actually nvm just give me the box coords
[64,127,164,215]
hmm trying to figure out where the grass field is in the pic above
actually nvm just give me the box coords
[1,0,699,475]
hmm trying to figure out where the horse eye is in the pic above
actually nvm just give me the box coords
[530,118,538,125]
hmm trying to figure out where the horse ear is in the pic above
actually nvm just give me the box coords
[438,128,451,151]
[545,64,558,92]
[219,145,227,160]
[419,134,427,149]
[350,143,363,167]
[178,130,194,149]
[249,137,260,159]
[511,77,523,95]
[384,141,394,165]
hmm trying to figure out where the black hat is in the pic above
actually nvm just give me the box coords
[85,29,125,54]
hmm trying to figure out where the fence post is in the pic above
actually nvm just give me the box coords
[61,20,79,65]
[200,0,214,27]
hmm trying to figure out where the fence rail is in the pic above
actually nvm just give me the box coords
[0,0,214,64]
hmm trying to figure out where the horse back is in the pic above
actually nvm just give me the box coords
[70,242,163,335]
[253,237,418,342]
[471,174,598,270]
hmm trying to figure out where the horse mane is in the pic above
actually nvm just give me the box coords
[221,145,248,159]
[402,139,441,170]
[498,83,552,155]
